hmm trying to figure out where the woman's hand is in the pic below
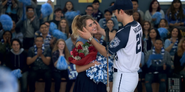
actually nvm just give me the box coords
[91,61,100,66]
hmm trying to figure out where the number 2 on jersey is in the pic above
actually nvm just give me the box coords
[136,32,141,54]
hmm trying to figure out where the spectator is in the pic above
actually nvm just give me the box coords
[6,39,28,92]
[164,27,182,57]
[106,19,117,33]
[144,0,165,27]
[142,21,151,41]
[16,6,40,51]
[62,1,74,14]
[145,39,172,92]
[0,0,19,22]
[82,5,94,16]
[133,11,143,26]
[0,31,12,54]
[110,2,114,6]
[58,18,71,38]
[52,39,73,92]
[35,23,52,48]
[99,9,118,30]
[65,34,78,52]
[27,36,52,92]
[144,28,161,53]
[11,21,23,43]
[158,19,169,30]
[165,0,185,27]
[131,0,144,20]
[174,37,185,77]
[50,8,64,28]
[92,0,103,22]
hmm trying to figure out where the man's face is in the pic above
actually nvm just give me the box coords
[114,10,122,22]
[92,2,99,10]
[104,12,112,20]
[132,1,138,11]
[40,24,48,35]
[55,11,63,18]
[26,8,34,18]
[86,7,93,15]
[154,40,163,50]
[35,37,43,48]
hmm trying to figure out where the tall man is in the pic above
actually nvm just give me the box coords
[78,0,142,91]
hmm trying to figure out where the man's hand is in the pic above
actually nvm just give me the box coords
[30,16,36,22]
[95,21,105,36]
[37,49,42,56]
[77,27,92,40]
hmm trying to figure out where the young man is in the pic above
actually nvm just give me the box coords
[27,36,52,92]
[50,8,63,27]
[6,39,28,92]
[145,39,172,92]
[78,0,142,91]
[16,6,40,50]
[131,0,144,20]
[82,5,94,16]
[92,0,103,22]
[35,23,52,48]
[99,9,118,30]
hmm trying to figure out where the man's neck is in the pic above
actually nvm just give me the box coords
[93,9,98,13]
[122,16,134,26]
[13,50,20,54]
[55,17,61,21]
[155,49,161,54]
[42,33,48,39]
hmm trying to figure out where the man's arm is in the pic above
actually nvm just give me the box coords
[27,55,38,65]
[40,55,51,65]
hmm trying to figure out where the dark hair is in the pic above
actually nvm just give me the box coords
[39,23,46,28]
[104,9,112,15]
[167,0,185,20]
[26,6,34,12]
[148,28,161,49]
[35,35,44,40]
[86,5,93,9]
[142,21,151,38]
[110,2,115,6]
[63,1,74,13]
[2,0,18,10]
[133,11,143,25]
[11,39,22,48]
[54,8,62,13]
[155,38,163,43]
[168,27,182,42]
[3,31,12,39]
[118,9,133,16]
[158,19,169,28]
[43,21,50,24]
[131,0,138,3]
[149,0,161,13]
[92,0,100,4]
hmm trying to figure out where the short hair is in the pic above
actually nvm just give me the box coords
[54,8,62,13]
[86,5,93,9]
[155,38,163,43]
[26,6,34,12]
[39,23,46,28]
[11,39,22,48]
[35,36,44,41]
[104,9,112,15]
[131,0,138,3]
[92,0,100,4]
[118,9,133,16]
[110,2,115,6]
[3,31,12,39]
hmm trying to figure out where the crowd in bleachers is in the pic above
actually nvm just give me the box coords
[0,0,185,92]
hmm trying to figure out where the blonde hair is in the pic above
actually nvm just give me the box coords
[177,37,185,56]
[71,15,95,38]
[52,39,70,59]
[58,18,70,38]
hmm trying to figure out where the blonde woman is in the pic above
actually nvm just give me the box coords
[52,39,73,92]
[71,15,107,92]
